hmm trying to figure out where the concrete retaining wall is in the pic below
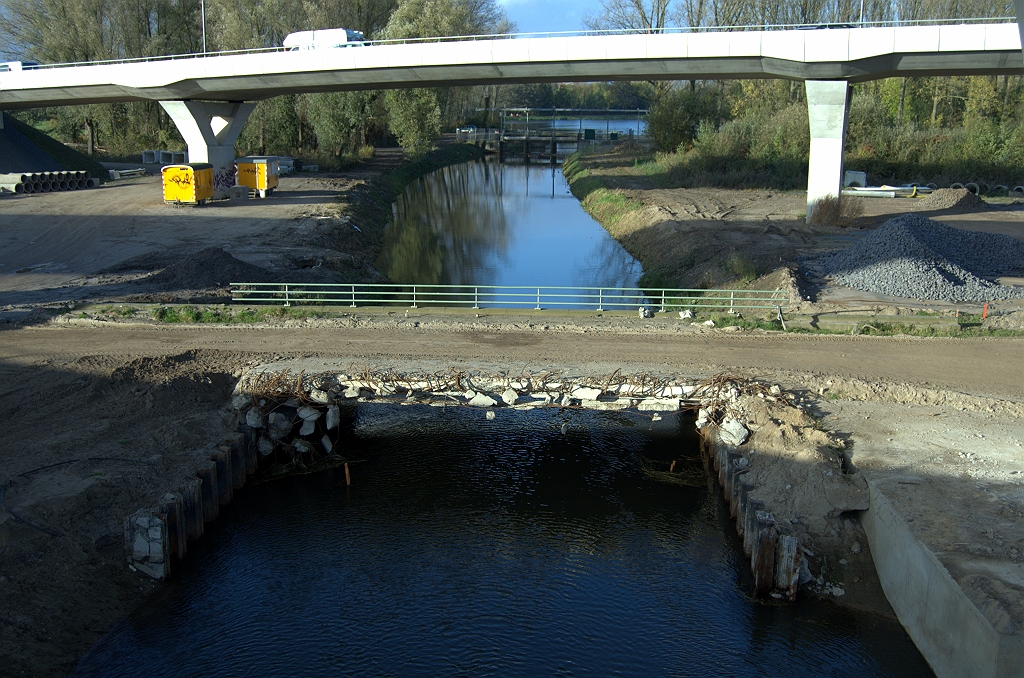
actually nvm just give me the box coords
[861,479,1023,678]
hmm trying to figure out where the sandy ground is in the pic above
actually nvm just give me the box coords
[0,151,405,308]
[572,147,1024,315]
[1,147,1023,676]
[1,312,1022,675]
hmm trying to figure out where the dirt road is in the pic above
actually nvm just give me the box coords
[0,316,1022,676]
[5,318,1021,400]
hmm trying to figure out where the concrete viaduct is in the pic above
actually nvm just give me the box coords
[3,14,1024,208]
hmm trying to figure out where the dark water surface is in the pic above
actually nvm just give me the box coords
[73,408,931,677]
[378,160,642,294]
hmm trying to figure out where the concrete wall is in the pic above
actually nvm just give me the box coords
[861,480,1023,678]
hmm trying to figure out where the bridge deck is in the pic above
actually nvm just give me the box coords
[1,24,1021,108]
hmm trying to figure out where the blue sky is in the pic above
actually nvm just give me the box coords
[498,0,602,34]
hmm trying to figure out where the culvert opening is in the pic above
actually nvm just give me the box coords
[78,396,931,677]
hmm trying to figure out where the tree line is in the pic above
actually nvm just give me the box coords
[2,0,1020,178]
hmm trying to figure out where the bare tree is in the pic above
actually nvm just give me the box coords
[583,0,673,32]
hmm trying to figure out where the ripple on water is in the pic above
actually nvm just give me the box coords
[72,407,931,677]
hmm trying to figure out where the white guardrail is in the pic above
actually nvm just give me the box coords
[17,17,1015,71]
[230,283,788,312]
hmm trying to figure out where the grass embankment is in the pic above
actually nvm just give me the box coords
[5,114,109,181]
[562,147,765,291]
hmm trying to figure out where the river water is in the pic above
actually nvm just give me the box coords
[377,160,642,300]
[73,407,931,677]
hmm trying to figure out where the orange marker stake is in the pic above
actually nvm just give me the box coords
[982,302,989,320]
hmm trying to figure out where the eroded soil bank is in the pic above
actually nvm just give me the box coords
[1,314,1022,676]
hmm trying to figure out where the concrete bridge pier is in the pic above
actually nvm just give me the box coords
[159,101,255,199]
[805,80,852,219]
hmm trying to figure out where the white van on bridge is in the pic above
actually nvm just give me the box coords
[282,29,365,50]
[0,61,40,72]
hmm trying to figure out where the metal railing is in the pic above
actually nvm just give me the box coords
[231,282,787,312]
[11,17,1015,71]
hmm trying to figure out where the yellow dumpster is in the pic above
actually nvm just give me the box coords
[235,157,279,198]
[161,163,214,205]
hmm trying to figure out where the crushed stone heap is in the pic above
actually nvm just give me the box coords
[803,214,1024,303]
[918,188,987,211]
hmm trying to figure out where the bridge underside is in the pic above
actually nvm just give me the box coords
[0,53,1021,109]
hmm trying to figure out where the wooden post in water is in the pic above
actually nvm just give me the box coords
[524,109,530,164]
[550,106,556,164]
[211,451,233,506]
[196,463,219,523]
[344,462,351,486]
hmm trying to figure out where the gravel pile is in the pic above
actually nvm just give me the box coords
[144,247,275,290]
[919,188,987,211]
[804,214,1024,302]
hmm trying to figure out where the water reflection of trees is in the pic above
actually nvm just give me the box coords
[378,161,509,286]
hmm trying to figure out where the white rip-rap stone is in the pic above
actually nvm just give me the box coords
[581,399,631,411]
[297,406,321,421]
[468,393,497,408]
[695,408,710,429]
[326,406,340,430]
[637,398,680,412]
[299,419,316,436]
[343,386,360,399]
[571,387,602,400]
[308,388,331,404]
[258,437,274,456]
[246,407,264,429]
[232,393,253,410]
[501,388,519,406]
[719,417,750,447]
[485,410,496,420]
[321,435,333,453]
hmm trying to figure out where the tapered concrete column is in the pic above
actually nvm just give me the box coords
[805,80,852,218]
[159,101,255,199]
